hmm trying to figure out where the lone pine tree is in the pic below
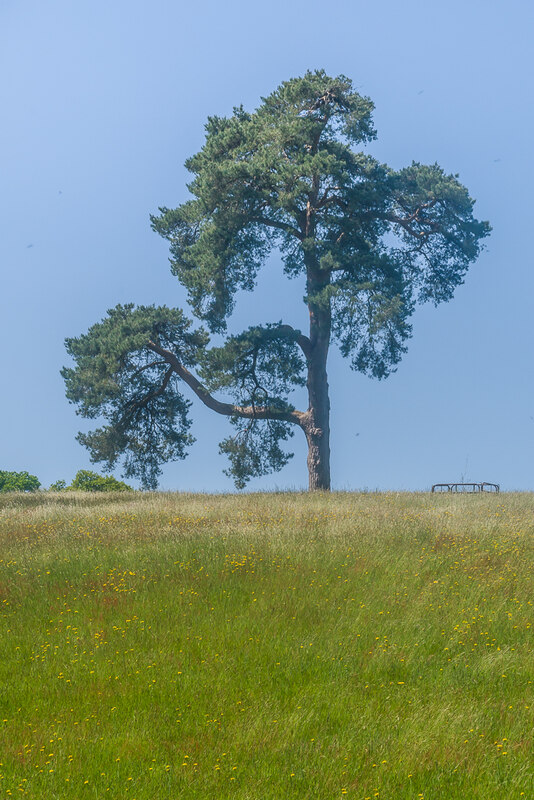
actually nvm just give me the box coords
[63,71,490,490]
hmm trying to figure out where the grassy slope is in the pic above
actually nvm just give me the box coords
[0,491,533,799]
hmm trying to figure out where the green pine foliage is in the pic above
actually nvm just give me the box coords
[62,305,207,489]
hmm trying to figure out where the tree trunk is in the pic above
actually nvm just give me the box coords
[304,256,332,491]
[304,364,331,490]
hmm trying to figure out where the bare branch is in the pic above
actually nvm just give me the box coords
[250,216,303,240]
[130,360,168,379]
[315,186,342,210]
[122,366,175,422]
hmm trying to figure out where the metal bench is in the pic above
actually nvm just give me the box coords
[431,482,499,493]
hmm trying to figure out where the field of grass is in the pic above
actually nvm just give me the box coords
[1,490,533,799]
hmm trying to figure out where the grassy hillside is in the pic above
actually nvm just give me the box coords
[1,491,533,799]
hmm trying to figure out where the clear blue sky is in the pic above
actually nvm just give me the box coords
[1,0,533,491]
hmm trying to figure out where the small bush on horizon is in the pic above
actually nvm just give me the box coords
[49,479,67,491]
[67,469,133,492]
[0,470,40,492]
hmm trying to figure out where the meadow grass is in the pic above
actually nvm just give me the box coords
[0,490,533,799]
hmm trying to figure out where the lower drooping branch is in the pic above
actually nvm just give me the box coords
[146,339,331,490]
[147,340,306,426]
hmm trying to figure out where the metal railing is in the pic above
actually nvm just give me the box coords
[431,482,500,493]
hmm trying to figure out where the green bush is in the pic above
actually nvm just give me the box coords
[0,470,41,492]
[68,470,133,492]
[49,480,67,491]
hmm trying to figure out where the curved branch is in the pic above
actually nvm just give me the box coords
[147,340,305,426]
[250,215,303,240]
[120,366,175,426]
[313,197,446,241]
[123,365,173,408]
[130,360,168,379]
[275,324,312,360]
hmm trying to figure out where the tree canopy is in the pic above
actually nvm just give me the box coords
[0,470,41,492]
[63,71,490,490]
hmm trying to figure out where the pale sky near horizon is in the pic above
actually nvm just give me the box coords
[1,0,533,491]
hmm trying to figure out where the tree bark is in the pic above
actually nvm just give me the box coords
[303,364,331,490]
[303,255,332,491]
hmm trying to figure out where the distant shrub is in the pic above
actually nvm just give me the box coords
[49,479,67,491]
[68,470,133,492]
[0,470,41,492]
